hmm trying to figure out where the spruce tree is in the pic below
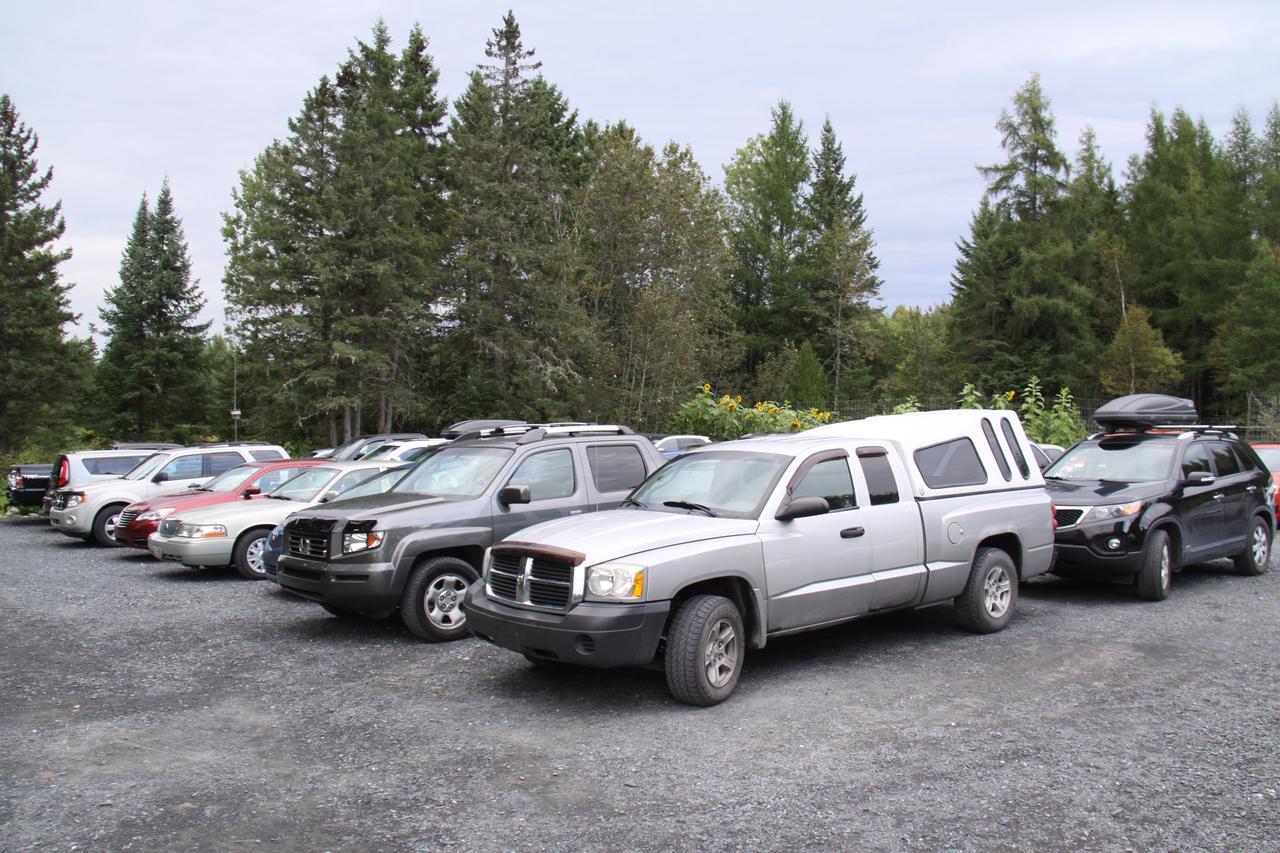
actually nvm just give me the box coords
[0,94,78,454]
[1098,304,1183,396]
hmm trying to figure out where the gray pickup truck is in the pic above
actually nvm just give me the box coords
[276,425,666,640]
[464,410,1056,705]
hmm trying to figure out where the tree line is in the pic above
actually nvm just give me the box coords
[2,14,1279,460]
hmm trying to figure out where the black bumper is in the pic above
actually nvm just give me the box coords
[464,580,670,668]
[1052,522,1146,575]
[276,556,400,612]
[6,488,47,508]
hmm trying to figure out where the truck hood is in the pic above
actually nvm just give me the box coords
[285,492,453,524]
[1044,478,1171,506]
[501,509,760,566]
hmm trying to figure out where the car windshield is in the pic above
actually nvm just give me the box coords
[267,467,339,501]
[627,450,792,519]
[1255,447,1280,471]
[123,453,169,480]
[199,465,259,492]
[1045,439,1176,482]
[392,446,512,498]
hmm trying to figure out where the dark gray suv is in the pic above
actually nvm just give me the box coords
[276,425,665,640]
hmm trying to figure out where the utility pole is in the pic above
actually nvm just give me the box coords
[229,349,240,441]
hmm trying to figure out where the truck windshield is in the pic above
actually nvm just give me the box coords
[1045,439,1176,482]
[268,467,339,501]
[123,453,169,481]
[628,450,792,519]
[392,447,512,498]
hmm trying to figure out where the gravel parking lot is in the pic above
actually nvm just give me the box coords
[1,514,1278,851]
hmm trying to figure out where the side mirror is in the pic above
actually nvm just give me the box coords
[775,496,830,521]
[319,490,339,503]
[242,487,261,499]
[1184,470,1215,486]
[498,484,531,505]
[152,472,169,483]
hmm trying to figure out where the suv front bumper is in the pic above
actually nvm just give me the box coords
[1052,518,1146,575]
[49,506,92,536]
[276,554,399,612]
[464,581,670,668]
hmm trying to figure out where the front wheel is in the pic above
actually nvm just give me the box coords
[400,556,478,642]
[1233,517,1272,576]
[1135,529,1173,601]
[92,504,126,547]
[954,547,1018,632]
[232,529,270,580]
[664,594,745,706]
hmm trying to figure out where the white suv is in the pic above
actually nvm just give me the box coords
[49,443,288,545]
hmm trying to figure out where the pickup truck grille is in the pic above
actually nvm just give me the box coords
[117,509,139,528]
[1054,508,1085,528]
[487,552,574,610]
[287,533,330,560]
[159,518,181,536]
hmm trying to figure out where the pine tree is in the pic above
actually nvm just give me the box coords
[1215,240,1280,400]
[1257,103,1280,242]
[1098,304,1183,396]
[0,94,78,454]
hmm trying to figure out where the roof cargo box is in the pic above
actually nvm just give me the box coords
[1093,394,1198,430]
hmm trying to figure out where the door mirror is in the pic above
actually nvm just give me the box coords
[242,487,261,499]
[775,496,830,521]
[498,484,531,505]
[1184,470,1215,486]
[152,471,169,483]
[319,490,340,503]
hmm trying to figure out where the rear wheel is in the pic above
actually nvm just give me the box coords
[1232,517,1272,576]
[91,504,126,547]
[954,547,1018,632]
[401,556,478,642]
[664,594,745,706]
[1135,529,1173,601]
[232,528,270,580]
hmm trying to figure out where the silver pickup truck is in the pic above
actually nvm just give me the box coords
[464,409,1056,705]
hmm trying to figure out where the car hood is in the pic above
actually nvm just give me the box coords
[500,509,760,566]
[130,491,254,513]
[1044,478,1171,506]
[169,497,305,529]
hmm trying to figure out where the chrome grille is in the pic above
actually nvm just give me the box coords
[118,509,139,528]
[487,551,574,610]
[287,533,329,559]
[159,518,181,536]
[1055,508,1085,528]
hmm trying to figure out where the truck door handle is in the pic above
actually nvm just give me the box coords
[840,527,865,539]
[1212,493,1224,501]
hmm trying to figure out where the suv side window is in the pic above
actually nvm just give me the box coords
[160,454,204,480]
[586,444,647,493]
[791,458,857,510]
[87,455,146,475]
[1181,444,1211,478]
[250,449,286,461]
[508,449,575,501]
[1210,442,1240,476]
[205,452,246,477]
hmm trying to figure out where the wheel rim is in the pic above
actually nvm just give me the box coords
[983,565,1012,618]
[1251,525,1268,567]
[104,513,120,542]
[1159,542,1171,591]
[425,573,468,629]
[703,618,739,688]
[245,538,266,575]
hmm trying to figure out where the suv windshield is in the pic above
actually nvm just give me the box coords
[628,450,792,519]
[123,453,170,481]
[337,466,411,500]
[393,446,512,498]
[198,465,258,492]
[1045,438,1176,482]
[268,467,338,501]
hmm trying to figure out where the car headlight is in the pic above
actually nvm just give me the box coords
[137,508,176,522]
[342,531,384,554]
[584,562,646,601]
[1087,501,1143,522]
[176,523,227,539]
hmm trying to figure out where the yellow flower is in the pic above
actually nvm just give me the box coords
[703,383,711,392]
[736,395,743,403]
[727,401,737,411]
[790,420,802,430]
[768,406,780,414]
[1007,390,1016,401]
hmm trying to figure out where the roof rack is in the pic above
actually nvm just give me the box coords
[191,440,274,448]
[515,425,634,444]
[1090,424,1242,439]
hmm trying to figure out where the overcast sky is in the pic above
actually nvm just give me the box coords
[5,1,1279,340]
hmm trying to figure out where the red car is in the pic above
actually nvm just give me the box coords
[1253,443,1280,524]
[114,459,324,549]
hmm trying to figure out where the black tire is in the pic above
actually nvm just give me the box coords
[400,556,478,642]
[954,547,1018,633]
[1232,516,1272,577]
[91,504,127,547]
[1135,528,1173,601]
[664,594,745,707]
[232,528,271,580]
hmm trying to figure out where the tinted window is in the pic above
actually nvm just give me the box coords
[160,454,204,480]
[914,438,988,489]
[1210,442,1240,476]
[858,449,900,505]
[508,449,575,501]
[250,449,286,461]
[587,444,648,493]
[791,457,857,510]
[981,418,1012,481]
[999,419,1030,478]
[205,452,245,477]
[1229,443,1260,473]
[1181,444,1211,478]
[86,455,147,475]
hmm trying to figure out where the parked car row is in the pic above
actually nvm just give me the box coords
[10,396,1276,705]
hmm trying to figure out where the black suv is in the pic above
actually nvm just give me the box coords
[1045,395,1275,600]
[276,424,666,640]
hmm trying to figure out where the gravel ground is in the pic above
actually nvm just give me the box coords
[1,514,1278,852]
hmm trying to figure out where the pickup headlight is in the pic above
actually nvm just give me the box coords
[342,531,384,554]
[137,508,176,522]
[1086,501,1143,522]
[584,562,646,601]
[176,523,227,539]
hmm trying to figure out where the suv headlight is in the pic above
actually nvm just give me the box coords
[137,507,176,522]
[176,523,226,539]
[1086,501,1143,522]
[342,531,384,554]
[584,562,646,601]
[65,492,85,508]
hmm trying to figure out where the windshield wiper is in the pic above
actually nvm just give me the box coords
[267,494,293,501]
[620,497,646,509]
[662,500,717,517]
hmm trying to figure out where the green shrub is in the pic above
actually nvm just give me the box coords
[673,385,833,441]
